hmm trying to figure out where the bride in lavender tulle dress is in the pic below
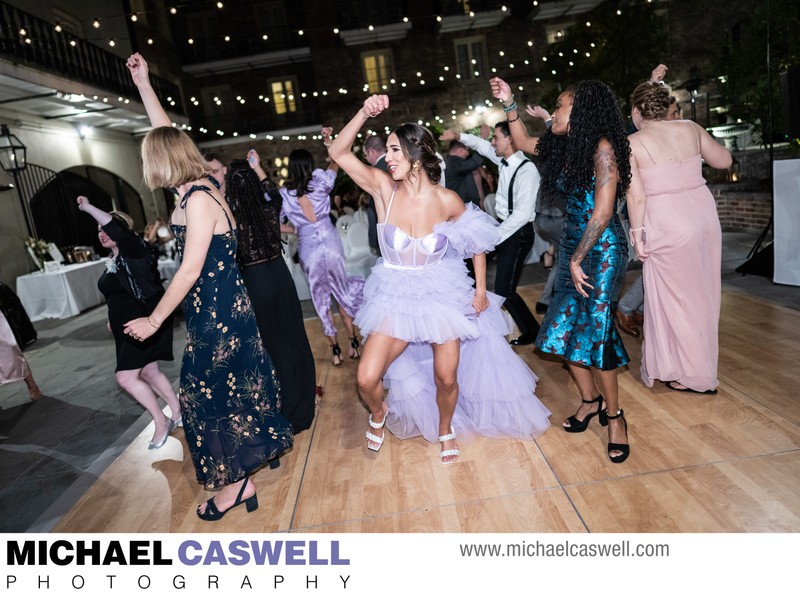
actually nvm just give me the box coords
[329,96,550,463]
[279,145,364,366]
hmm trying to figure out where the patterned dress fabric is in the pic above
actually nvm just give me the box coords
[535,180,630,371]
[279,169,364,337]
[172,181,293,489]
[355,196,551,443]
[639,154,721,392]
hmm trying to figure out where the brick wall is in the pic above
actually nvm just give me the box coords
[711,186,772,232]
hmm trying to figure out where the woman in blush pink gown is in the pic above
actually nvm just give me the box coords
[626,81,732,395]
[0,311,42,402]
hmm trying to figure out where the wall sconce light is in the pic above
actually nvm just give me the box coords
[0,124,27,172]
[0,124,34,236]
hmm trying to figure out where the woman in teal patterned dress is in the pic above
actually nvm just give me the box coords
[124,52,293,520]
[491,77,632,463]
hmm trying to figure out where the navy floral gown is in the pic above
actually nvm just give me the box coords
[535,181,630,371]
[172,181,293,489]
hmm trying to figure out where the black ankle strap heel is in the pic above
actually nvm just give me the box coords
[605,408,630,464]
[331,343,342,366]
[349,336,361,359]
[564,394,606,433]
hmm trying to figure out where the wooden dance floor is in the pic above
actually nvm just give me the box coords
[54,285,800,533]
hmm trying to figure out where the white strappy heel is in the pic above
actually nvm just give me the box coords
[438,428,460,464]
[366,413,386,452]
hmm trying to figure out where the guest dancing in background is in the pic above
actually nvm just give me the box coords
[124,52,292,521]
[226,153,317,433]
[77,197,180,449]
[279,130,364,366]
[492,76,632,463]
[201,150,317,433]
[328,95,550,464]
[627,80,731,394]
[0,310,42,402]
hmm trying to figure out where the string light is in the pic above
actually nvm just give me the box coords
[61,2,652,142]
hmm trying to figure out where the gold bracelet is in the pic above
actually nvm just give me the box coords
[147,317,160,329]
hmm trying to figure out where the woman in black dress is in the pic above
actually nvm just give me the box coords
[224,154,317,434]
[77,196,180,449]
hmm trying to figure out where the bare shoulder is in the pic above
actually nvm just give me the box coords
[438,185,467,219]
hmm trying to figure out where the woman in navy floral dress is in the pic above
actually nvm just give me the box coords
[491,76,632,464]
[124,53,292,521]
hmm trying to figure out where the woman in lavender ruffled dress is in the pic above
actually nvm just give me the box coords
[279,137,364,366]
[328,95,550,464]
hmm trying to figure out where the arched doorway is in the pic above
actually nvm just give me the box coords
[25,164,145,255]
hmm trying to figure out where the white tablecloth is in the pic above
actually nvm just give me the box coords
[16,260,107,321]
[157,258,180,285]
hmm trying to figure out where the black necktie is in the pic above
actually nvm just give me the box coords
[500,158,508,166]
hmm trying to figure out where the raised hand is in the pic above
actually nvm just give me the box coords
[526,105,551,121]
[439,129,458,142]
[490,77,512,104]
[362,95,389,118]
[321,126,335,146]
[650,64,668,83]
[76,195,91,210]
[126,52,150,87]
[247,149,261,170]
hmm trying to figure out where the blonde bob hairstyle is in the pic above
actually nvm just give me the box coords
[630,81,672,122]
[109,210,134,230]
[141,126,210,190]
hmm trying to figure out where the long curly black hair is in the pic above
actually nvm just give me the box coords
[537,80,631,203]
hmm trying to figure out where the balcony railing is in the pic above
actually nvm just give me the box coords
[0,1,183,116]
[193,104,321,140]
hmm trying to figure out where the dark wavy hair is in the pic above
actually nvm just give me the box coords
[390,122,442,185]
[285,149,315,195]
[537,80,631,202]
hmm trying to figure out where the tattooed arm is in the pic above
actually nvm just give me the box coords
[570,139,619,298]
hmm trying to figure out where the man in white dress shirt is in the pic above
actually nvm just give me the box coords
[441,122,541,345]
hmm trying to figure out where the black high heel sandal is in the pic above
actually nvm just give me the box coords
[602,408,630,464]
[196,477,258,521]
[563,394,607,433]
[331,343,342,366]
[349,336,361,359]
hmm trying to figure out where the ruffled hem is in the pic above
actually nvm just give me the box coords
[535,291,630,371]
[355,258,483,344]
[383,301,550,443]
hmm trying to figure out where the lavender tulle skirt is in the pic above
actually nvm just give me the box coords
[356,257,551,443]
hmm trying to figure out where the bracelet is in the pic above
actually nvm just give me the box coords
[501,93,515,107]
[630,226,646,232]
[502,101,517,113]
[507,115,520,123]
[147,317,160,329]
